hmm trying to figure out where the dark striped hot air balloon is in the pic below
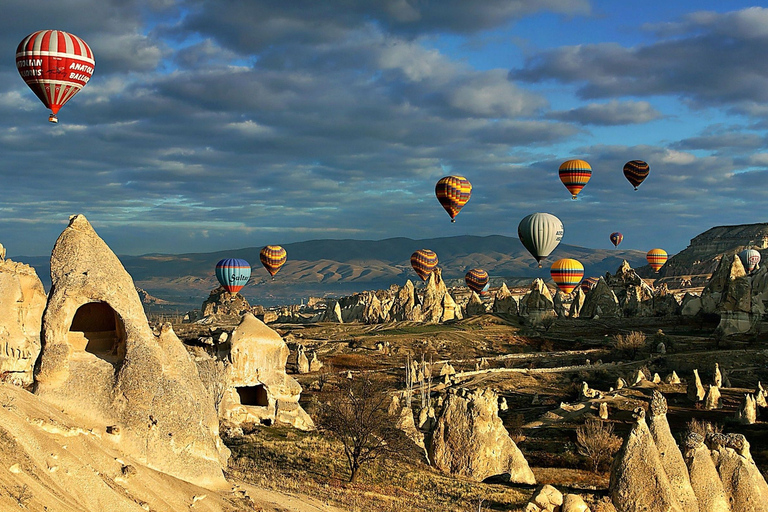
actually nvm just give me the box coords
[435,176,472,222]
[465,269,489,294]
[16,30,95,123]
[260,245,287,277]
[550,258,584,294]
[646,248,667,273]
[610,232,623,247]
[411,249,438,281]
[623,160,650,190]
[558,159,592,199]
[739,249,761,273]
[580,277,599,293]
[215,258,251,293]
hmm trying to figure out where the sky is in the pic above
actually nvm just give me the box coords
[2,0,768,258]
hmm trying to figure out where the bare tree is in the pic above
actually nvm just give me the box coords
[613,331,647,359]
[318,377,410,482]
[576,418,622,473]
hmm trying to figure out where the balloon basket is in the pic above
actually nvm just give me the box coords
[450,219,456,223]
[48,114,58,123]
[571,195,577,200]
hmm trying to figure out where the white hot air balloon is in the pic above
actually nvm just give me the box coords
[517,213,564,268]
[739,249,761,273]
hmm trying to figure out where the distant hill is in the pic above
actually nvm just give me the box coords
[21,235,646,309]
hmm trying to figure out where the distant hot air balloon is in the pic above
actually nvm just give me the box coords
[411,249,438,281]
[518,213,564,268]
[559,159,592,200]
[465,269,489,294]
[580,277,599,293]
[610,232,623,247]
[623,160,650,190]
[215,258,251,293]
[16,30,95,123]
[260,245,287,277]
[435,176,472,222]
[550,259,584,294]
[646,248,668,273]
[738,249,761,273]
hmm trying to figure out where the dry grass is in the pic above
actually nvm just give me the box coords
[612,331,647,359]
[576,419,622,473]
[226,426,531,512]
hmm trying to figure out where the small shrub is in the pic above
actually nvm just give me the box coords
[12,484,32,508]
[612,331,647,359]
[576,419,622,473]
[685,418,722,439]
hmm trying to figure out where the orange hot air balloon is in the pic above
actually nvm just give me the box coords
[16,30,95,123]
[435,176,472,222]
[465,269,489,294]
[260,245,287,277]
[411,249,438,280]
[559,159,592,200]
[550,258,584,294]
[646,248,667,273]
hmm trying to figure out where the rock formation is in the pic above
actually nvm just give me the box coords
[646,391,699,512]
[389,280,422,321]
[34,215,228,488]
[688,370,705,402]
[492,283,519,315]
[609,408,683,512]
[527,484,563,512]
[201,287,251,318]
[705,385,722,410]
[683,433,731,512]
[321,300,343,323]
[568,286,586,318]
[713,363,723,387]
[219,314,313,431]
[0,255,47,386]
[561,494,591,512]
[581,277,621,319]
[421,269,462,323]
[428,388,535,484]
[464,291,486,316]
[736,394,757,424]
[665,371,681,384]
[519,278,555,323]
[708,433,768,512]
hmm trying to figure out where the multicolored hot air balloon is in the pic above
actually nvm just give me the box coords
[215,258,251,293]
[559,159,592,200]
[580,277,599,293]
[435,176,472,222]
[411,249,438,281]
[518,213,564,268]
[465,269,489,294]
[646,248,667,273]
[550,259,584,294]
[260,245,287,277]
[610,232,623,247]
[623,160,650,190]
[738,249,761,273]
[16,30,95,123]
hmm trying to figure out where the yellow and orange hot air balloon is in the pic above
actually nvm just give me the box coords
[411,249,438,280]
[550,258,584,294]
[646,248,667,273]
[260,245,287,277]
[559,159,592,199]
[435,176,471,222]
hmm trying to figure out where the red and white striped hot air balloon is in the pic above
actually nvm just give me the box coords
[16,30,95,123]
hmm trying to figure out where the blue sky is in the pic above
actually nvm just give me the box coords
[2,1,767,258]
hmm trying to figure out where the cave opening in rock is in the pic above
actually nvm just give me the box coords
[236,384,269,407]
[68,301,126,363]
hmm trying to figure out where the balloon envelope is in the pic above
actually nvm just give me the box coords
[465,269,489,294]
[610,232,623,247]
[260,245,287,277]
[738,249,761,273]
[435,176,472,222]
[559,159,592,199]
[518,213,564,267]
[411,249,438,281]
[646,248,667,273]
[580,277,599,293]
[623,160,650,190]
[16,30,95,122]
[215,258,251,293]
[550,258,584,294]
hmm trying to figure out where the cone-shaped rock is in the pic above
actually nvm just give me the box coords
[422,268,462,323]
[569,286,586,318]
[688,369,705,402]
[35,215,227,488]
[709,433,768,512]
[492,283,519,315]
[390,280,422,321]
[683,433,731,512]
[465,291,486,316]
[581,277,621,318]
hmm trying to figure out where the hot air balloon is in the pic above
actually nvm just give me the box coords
[550,259,584,295]
[260,245,287,277]
[738,249,761,273]
[623,160,650,190]
[16,30,95,123]
[411,249,438,281]
[559,159,592,199]
[646,248,667,273]
[215,258,251,293]
[465,269,489,294]
[435,176,472,222]
[518,213,564,268]
[580,277,599,293]
[610,232,623,247]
